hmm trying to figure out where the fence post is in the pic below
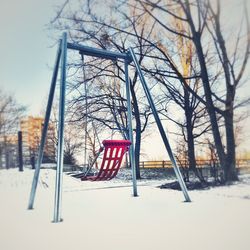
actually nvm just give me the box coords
[18,131,23,172]
[31,156,35,169]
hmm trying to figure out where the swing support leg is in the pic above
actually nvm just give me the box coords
[53,32,67,223]
[28,40,62,210]
[125,59,138,197]
[129,47,191,202]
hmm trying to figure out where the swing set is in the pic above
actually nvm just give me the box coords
[28,32,191,223]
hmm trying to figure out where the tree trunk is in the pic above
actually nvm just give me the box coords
[184,0,240,183]
[130,82,141,179]
[192,34,227,178]
[224,109,238,181]
[184,88,205,182]
[134,123,141,179]
[214,6,238,181]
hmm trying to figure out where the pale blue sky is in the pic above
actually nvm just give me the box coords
[0,0,249,114]
[0,0,65,114]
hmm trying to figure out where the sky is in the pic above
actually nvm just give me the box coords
[0,0,249,158]
[0,0,65,115]
[1,0,249,114]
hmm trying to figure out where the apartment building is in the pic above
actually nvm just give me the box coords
[20,116,56,164]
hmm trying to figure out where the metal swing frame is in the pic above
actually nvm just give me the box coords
[28,32,191,223]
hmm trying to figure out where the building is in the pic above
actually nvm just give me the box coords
[20,116,56,164]
[0,134,18,169]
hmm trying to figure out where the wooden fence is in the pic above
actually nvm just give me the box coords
[139,159,250,169]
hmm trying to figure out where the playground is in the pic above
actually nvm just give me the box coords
[0,167,250,250]
[0,1,249,249]
[9,34,246,250]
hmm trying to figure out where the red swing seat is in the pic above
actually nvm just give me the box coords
[81,140,131,181]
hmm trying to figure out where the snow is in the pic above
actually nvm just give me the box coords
[0,168,250,250]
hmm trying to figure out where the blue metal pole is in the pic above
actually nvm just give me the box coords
[80,54,88,168]
[28,40,62,210]
[128,47,191,202]
[67,42,128,61]
[53,32,67,222]
[124,59,138,197]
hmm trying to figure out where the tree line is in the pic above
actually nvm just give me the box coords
[2,0,248,184]
[21,0,245,184]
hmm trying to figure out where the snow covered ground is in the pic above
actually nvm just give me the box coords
[0,167,250,250]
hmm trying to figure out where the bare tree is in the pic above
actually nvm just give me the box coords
[47,101,84,166]
[0,90,25,168]
[50,0,249,183]
[0,90,25,135]
[138,0,250,182]
[50,1,157,178]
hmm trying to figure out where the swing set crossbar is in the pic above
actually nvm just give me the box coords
[67,42,130,61]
